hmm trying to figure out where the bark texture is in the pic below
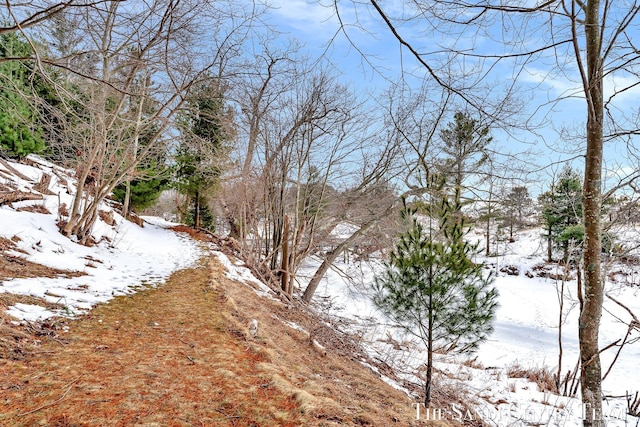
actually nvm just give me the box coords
[579,0,604,425]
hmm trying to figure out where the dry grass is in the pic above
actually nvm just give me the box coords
[506,363,557,393]
[0,253,460,427]
[461,357,484,370]
[212,254,461,427]
[0,236,84,282]
[0,262,304,426]
[0,224,469,426]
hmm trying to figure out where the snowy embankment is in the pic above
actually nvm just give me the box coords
[0,156,202,321]
[3,155,640,426]
[296,227,640,426]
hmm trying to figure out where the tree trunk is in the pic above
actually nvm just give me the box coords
[579,1,604,425]
[63,142,101,236]
[281,215,291,296]
[122,88,144,220]
[122,180,131,219]
[556,266,567,392]
[302,215,379,303]
[425,272,434,407]
[194,190,200,229]
[485,213,491,256]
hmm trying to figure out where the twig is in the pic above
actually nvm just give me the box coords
[603,327,631,382]
[627,391,640,417]
[178,338,195,348]
[17,376,82,417]
[214,408,241,420]
[603,294,640,380]
[608,294,640,321]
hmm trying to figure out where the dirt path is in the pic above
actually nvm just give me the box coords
[0,261,302,427]
[1,249,439,427]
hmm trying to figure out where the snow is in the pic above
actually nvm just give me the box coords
[1,156,203,321]
[295,227,640,426]
[212,250,279,301]
[6,303,59,322]
[3,155,640,426]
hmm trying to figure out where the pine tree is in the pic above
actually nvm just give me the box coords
[373,197,498,406]
[175,78,233,229]
[112,171,170,212]
[0,33,45,157]
[186,197,215,232]
[539,166,583,262]
[502,186,532,239]
[113,122,170,215]
[438,111,492,214]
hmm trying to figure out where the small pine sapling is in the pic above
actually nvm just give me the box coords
[373,197,498,406]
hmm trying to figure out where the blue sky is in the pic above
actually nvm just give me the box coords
[263,0,640,195]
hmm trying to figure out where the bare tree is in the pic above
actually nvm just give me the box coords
[33,0,252,244]
[223,40,301,251]
[221,39,410,298]
[239,59,368,295]
[0,1,113,36]
[302,83,447,303]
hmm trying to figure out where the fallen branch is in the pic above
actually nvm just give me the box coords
[0,191,43,205]
[0,158,32,181]
[18,376,82,417]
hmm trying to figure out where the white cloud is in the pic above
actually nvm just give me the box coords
[266,0,340,38]
[522,64,640,107]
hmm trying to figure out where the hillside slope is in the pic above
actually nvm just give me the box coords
[1,155,457,426]
[1,253,443,426]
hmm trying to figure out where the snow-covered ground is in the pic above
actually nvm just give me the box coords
[0,156,202,320]
[2,155,639,426]
[296,227,640,426]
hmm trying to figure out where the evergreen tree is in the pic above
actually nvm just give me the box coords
[373,197,498,406]
[0,32,45,157]
[112,166,170,212]
[539,166,583,262]
[112,96,170,216]
[437,111,492,240]
[502,186,532,239]
[186,197,215,232]
[175,78,233,229]
[438,112,492,201]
